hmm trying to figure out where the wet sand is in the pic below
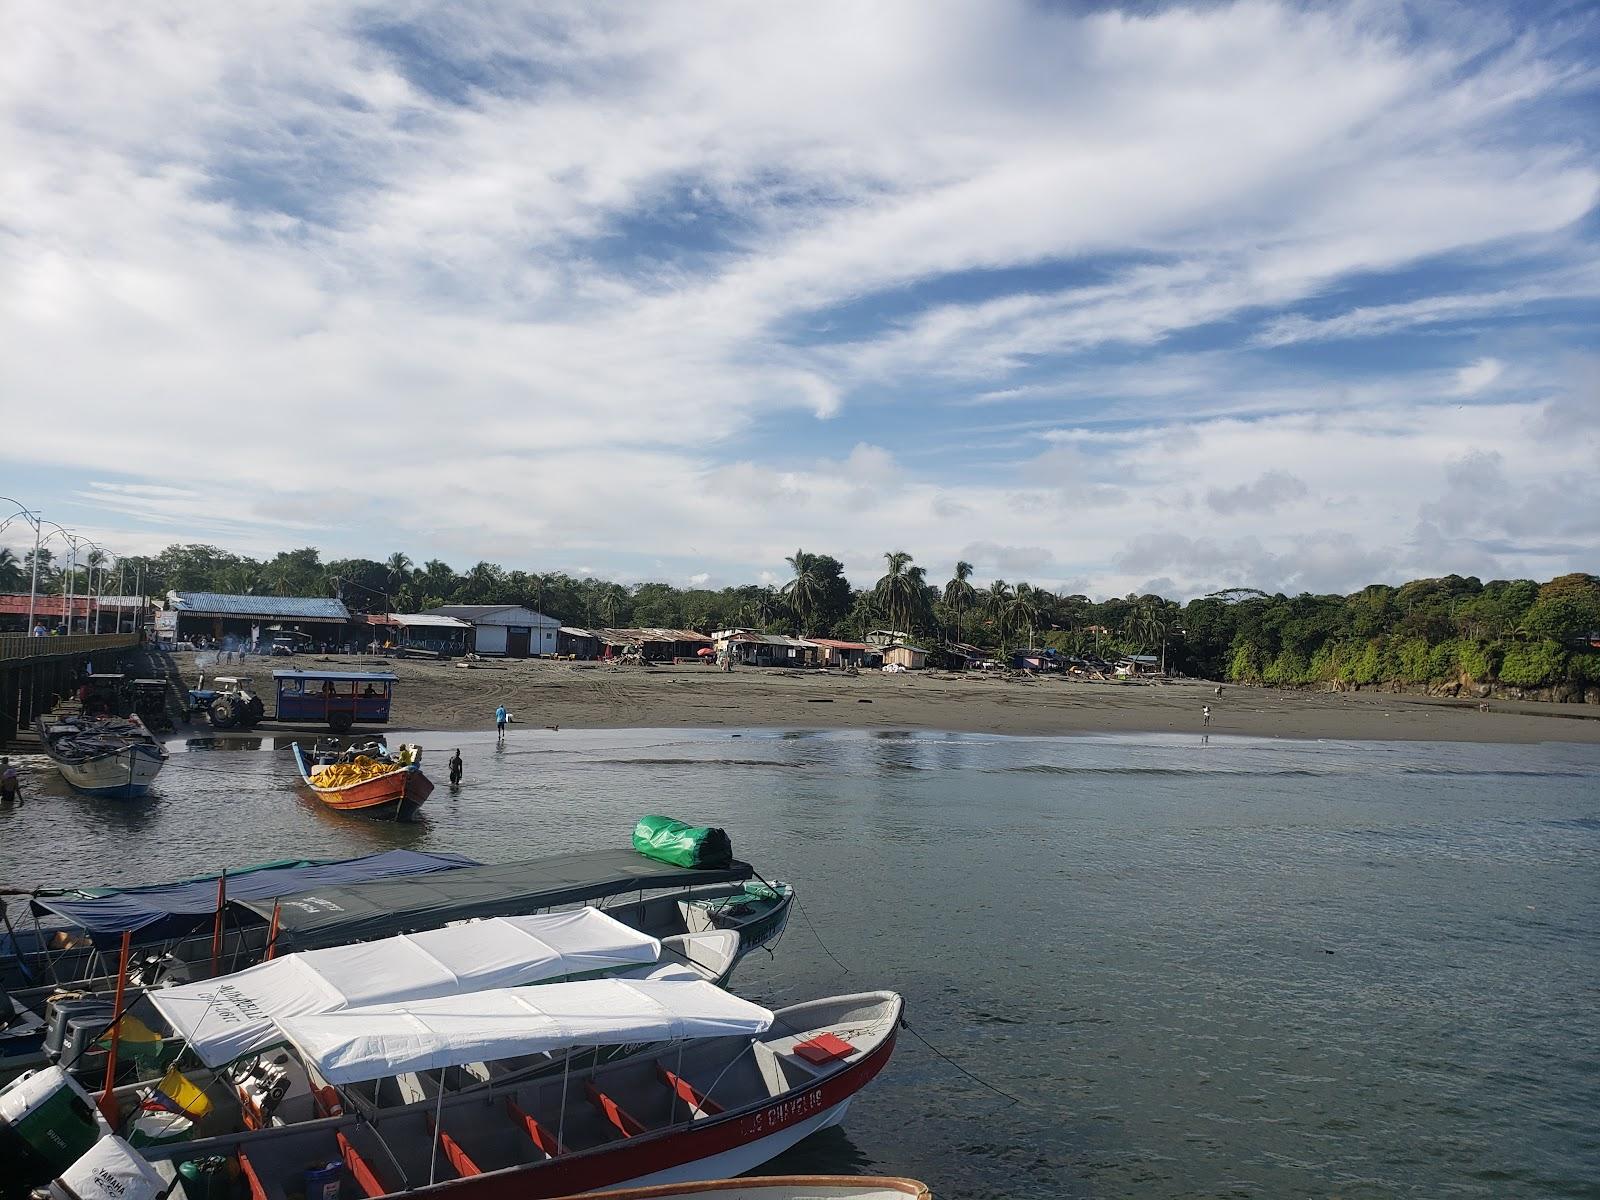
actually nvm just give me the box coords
[178,652,1600,744]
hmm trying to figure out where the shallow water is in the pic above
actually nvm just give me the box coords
[3,727,1598,1199]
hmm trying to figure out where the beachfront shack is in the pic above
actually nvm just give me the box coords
[805,637,873,668]
[1114,653,1162,676]
[168,592,351,649]
[363,613,472,656]
[557,626,602,658]
[715,631,818,668]
[425,604,559,658]
[593,627,714,662]
[881,643,929,670]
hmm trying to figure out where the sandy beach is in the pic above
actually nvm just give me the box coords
[178,652,1600,744]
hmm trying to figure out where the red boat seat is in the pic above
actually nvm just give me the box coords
[425,1114,483,1177]
[336,1131,391,1199]
[505,1096,565,1158]
[235,1151,268,1200]
[586,1081,647,1139]
[655,1062,723,1118]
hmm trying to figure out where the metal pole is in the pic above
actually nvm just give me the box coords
[28,516,40,633]
[99,929,133,1124]
[64,543,75,635]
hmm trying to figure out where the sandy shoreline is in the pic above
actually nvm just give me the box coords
[176,652,1600,745]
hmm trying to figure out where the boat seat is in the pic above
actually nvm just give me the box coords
[655,1061,723,1118]
[504,1096,565,1158]
[235,1151,269,1200]
[425,1114,483,1177]
[586,1080,647,1139]
[337,1129,401,1198]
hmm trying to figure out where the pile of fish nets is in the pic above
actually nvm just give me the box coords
[310,755,398,788]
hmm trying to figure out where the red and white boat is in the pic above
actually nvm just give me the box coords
[554,1177,931,1199]
[135,979,902,1200]
[291,739,434,818]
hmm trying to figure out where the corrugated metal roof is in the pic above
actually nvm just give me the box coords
[806,638,870,651]
[729,633,813,648]
[559,626,598,637]
[594,627,711,644]
[170,592,350,620]
[427,605,557,625]
[390,613,471,629]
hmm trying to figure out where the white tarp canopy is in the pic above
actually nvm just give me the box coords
[150,909,661,1067]
[281,978,774,1084]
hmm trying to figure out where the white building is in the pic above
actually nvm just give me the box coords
[425,605,560,657]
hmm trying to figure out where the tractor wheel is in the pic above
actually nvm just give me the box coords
[327,711,354,733]
[209,697,238,729]
[244,697,266,727]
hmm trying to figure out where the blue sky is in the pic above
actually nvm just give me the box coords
[2,0,1596,598]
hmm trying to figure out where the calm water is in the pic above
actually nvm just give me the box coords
[3,728,1598,1199]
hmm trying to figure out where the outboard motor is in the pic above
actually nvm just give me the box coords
[44,1136,165,1200]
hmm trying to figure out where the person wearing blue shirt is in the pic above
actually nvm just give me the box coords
[495,704,508,742]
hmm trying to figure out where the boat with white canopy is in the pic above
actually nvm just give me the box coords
[130,979,901,1200]
[49,910,740,1097]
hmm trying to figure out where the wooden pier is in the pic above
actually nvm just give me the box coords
[0,633,140,746]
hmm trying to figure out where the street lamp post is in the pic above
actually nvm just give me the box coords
[0,499,43,633]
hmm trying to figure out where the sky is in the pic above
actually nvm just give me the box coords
[2,0,1597,600]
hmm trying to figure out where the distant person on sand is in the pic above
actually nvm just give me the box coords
[495,704,509,742]
[1203,705,1212,727]
[449,749,463,786]
[1,758,20,805]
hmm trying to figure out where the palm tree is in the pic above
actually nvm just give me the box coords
[1124,600,1164,654]
[782,549,824,635]
[943,561,976,642]
[1007,582,1044,649]
[874,551,919,638]
[384,552,413,595]
[982,579,1013,642]
[0,547,23,592]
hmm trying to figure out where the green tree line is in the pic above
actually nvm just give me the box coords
[4,543,1596,691]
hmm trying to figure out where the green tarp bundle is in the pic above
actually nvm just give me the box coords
[632,816,733,869]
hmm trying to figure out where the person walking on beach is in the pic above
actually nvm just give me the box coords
[1202,704,1212,727]
[495,704,509,743]
[448,749,463,786]
[1,758,21,805]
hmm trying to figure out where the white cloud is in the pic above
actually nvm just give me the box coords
[1452,357,1506,395]
[1,1,1596,597]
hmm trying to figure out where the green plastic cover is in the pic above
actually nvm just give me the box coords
[632,816,733,869]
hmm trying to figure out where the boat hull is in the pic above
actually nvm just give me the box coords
[402,1023,897,1199]
[555,1179,931,1200]
[55,745,166,799]
[292,744,433,818]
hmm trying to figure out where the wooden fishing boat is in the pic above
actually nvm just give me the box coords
[132,981,902,1200]
[35,714,168,799]
[555,1177,932,1199]
[291,739,433,818]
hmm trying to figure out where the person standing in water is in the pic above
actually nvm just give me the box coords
[495,704,508,743]
[448,749,463,786]
[0,758,20,805]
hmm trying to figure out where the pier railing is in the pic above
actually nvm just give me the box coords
[0,633,138,663]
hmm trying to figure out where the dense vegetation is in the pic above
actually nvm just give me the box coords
[5,543,1597,693]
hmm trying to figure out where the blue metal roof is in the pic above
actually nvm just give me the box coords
[171,592,350,619]
[272,669,399,682]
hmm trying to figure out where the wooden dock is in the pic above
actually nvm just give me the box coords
[0,633,140,746]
